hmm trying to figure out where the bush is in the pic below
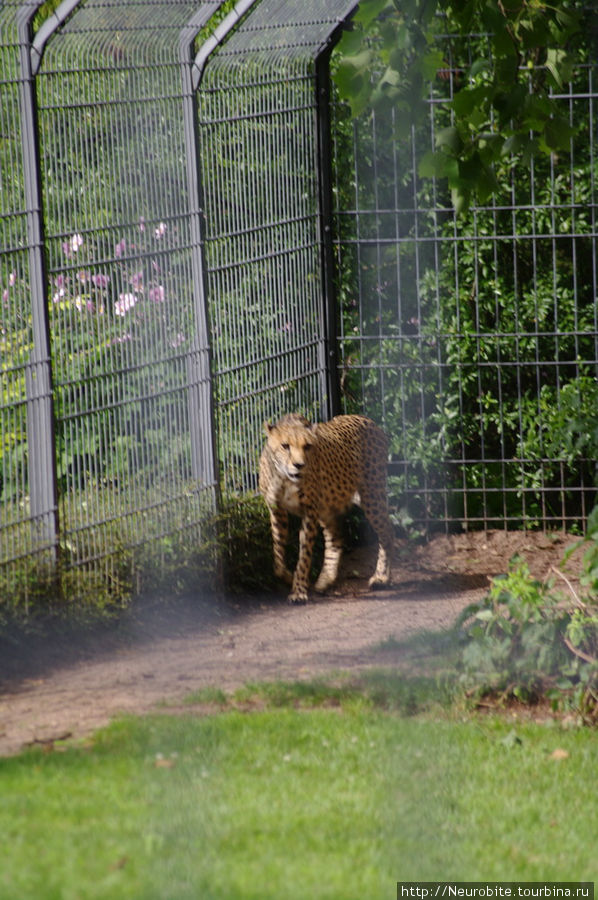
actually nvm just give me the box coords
[456,507,598,721]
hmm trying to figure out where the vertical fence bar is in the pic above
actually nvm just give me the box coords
[315,48,341,421]
[16,1,58,561]
[179,18,219,497]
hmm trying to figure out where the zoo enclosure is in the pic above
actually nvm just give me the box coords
[332,20,598,531]
[1,0,597,604]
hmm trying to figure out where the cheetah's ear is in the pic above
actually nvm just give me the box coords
[264,421,275,436]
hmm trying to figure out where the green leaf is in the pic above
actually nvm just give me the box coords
[335,29,364,56]
[418,150,444,178]
[522,93,553,129]
[493,84,527,125]
[554,7,581,38]
[545,48,569,89]
[333,50,374,113]
[478,131,502,154]
[387,21,411,54]
[435,125,461,153]
[495,53,519,84]
[417,49,445,81]
[469,57,491,79]
[380,65,401,88]
[353,0,393,28]
[544,116,577,152]
[475,609,494,622]
[489,22,518,58]
[501,133,529,157]
[335,48,373,80]
[451,84,490,117]
[451,185,470,215]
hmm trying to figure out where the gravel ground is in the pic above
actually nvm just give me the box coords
[0,529,580,756]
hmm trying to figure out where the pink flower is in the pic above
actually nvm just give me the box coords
[115,238,126,258]
[114,293,137,316]
[111,332,132,344]
[92,273,109,290]
[52,275,67,303]
[2,271,17,303]
[154,222,167,239]
[130,271,143,291]
[52,282,67,304]
[148,285,165,303]
[139,216,146,233]
[63,233,83,257]
[74,295,94,312]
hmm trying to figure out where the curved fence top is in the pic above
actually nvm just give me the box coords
[205,0,358,69]
[38,0,221,66]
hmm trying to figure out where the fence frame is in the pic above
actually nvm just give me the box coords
[16,0,66,562]
[179,6,222,494]
[315,42,344,420]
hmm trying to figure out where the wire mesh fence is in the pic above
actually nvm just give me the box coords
[196,0,356,493]
[332,31,598,532]
[2,0,225,604]
[1,0,597,608]
[0,0,358,605]
[37,0,224,601]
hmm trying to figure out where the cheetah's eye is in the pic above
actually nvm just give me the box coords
[304,443,313,452]
[281,442,290,451]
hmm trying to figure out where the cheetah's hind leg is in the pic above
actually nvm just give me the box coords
[368,542,391,589]
[360,489,393,589]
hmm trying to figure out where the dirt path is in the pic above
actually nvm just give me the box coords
[0,530,579,756]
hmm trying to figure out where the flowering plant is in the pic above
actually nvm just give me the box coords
[1,215,192,500]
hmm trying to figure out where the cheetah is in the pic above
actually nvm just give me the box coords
[259,413,394,603]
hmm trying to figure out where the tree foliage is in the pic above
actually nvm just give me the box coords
[334,0,586,210]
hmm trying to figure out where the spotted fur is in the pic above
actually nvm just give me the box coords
[259,413,394,603]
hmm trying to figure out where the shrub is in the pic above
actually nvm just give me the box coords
[456,506,598,721]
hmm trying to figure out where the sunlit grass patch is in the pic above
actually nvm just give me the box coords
[1,695,598,899]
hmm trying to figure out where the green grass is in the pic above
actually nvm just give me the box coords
[1,681,597,899]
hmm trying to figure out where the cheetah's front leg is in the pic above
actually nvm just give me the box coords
[268,507,293,586]
[314,520,343,593]
[289,513,318,603]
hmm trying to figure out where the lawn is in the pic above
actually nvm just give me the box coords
[1,679,597,899]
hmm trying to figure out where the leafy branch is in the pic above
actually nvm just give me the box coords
[334,0,585,211]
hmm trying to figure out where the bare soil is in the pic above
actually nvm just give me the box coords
[0,529,582,756]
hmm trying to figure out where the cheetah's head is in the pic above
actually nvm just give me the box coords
[264,415,316,482]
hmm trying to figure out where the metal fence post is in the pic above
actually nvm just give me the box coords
[179,14,221,498]
[315,48,342,421]
[16,1,59,560]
